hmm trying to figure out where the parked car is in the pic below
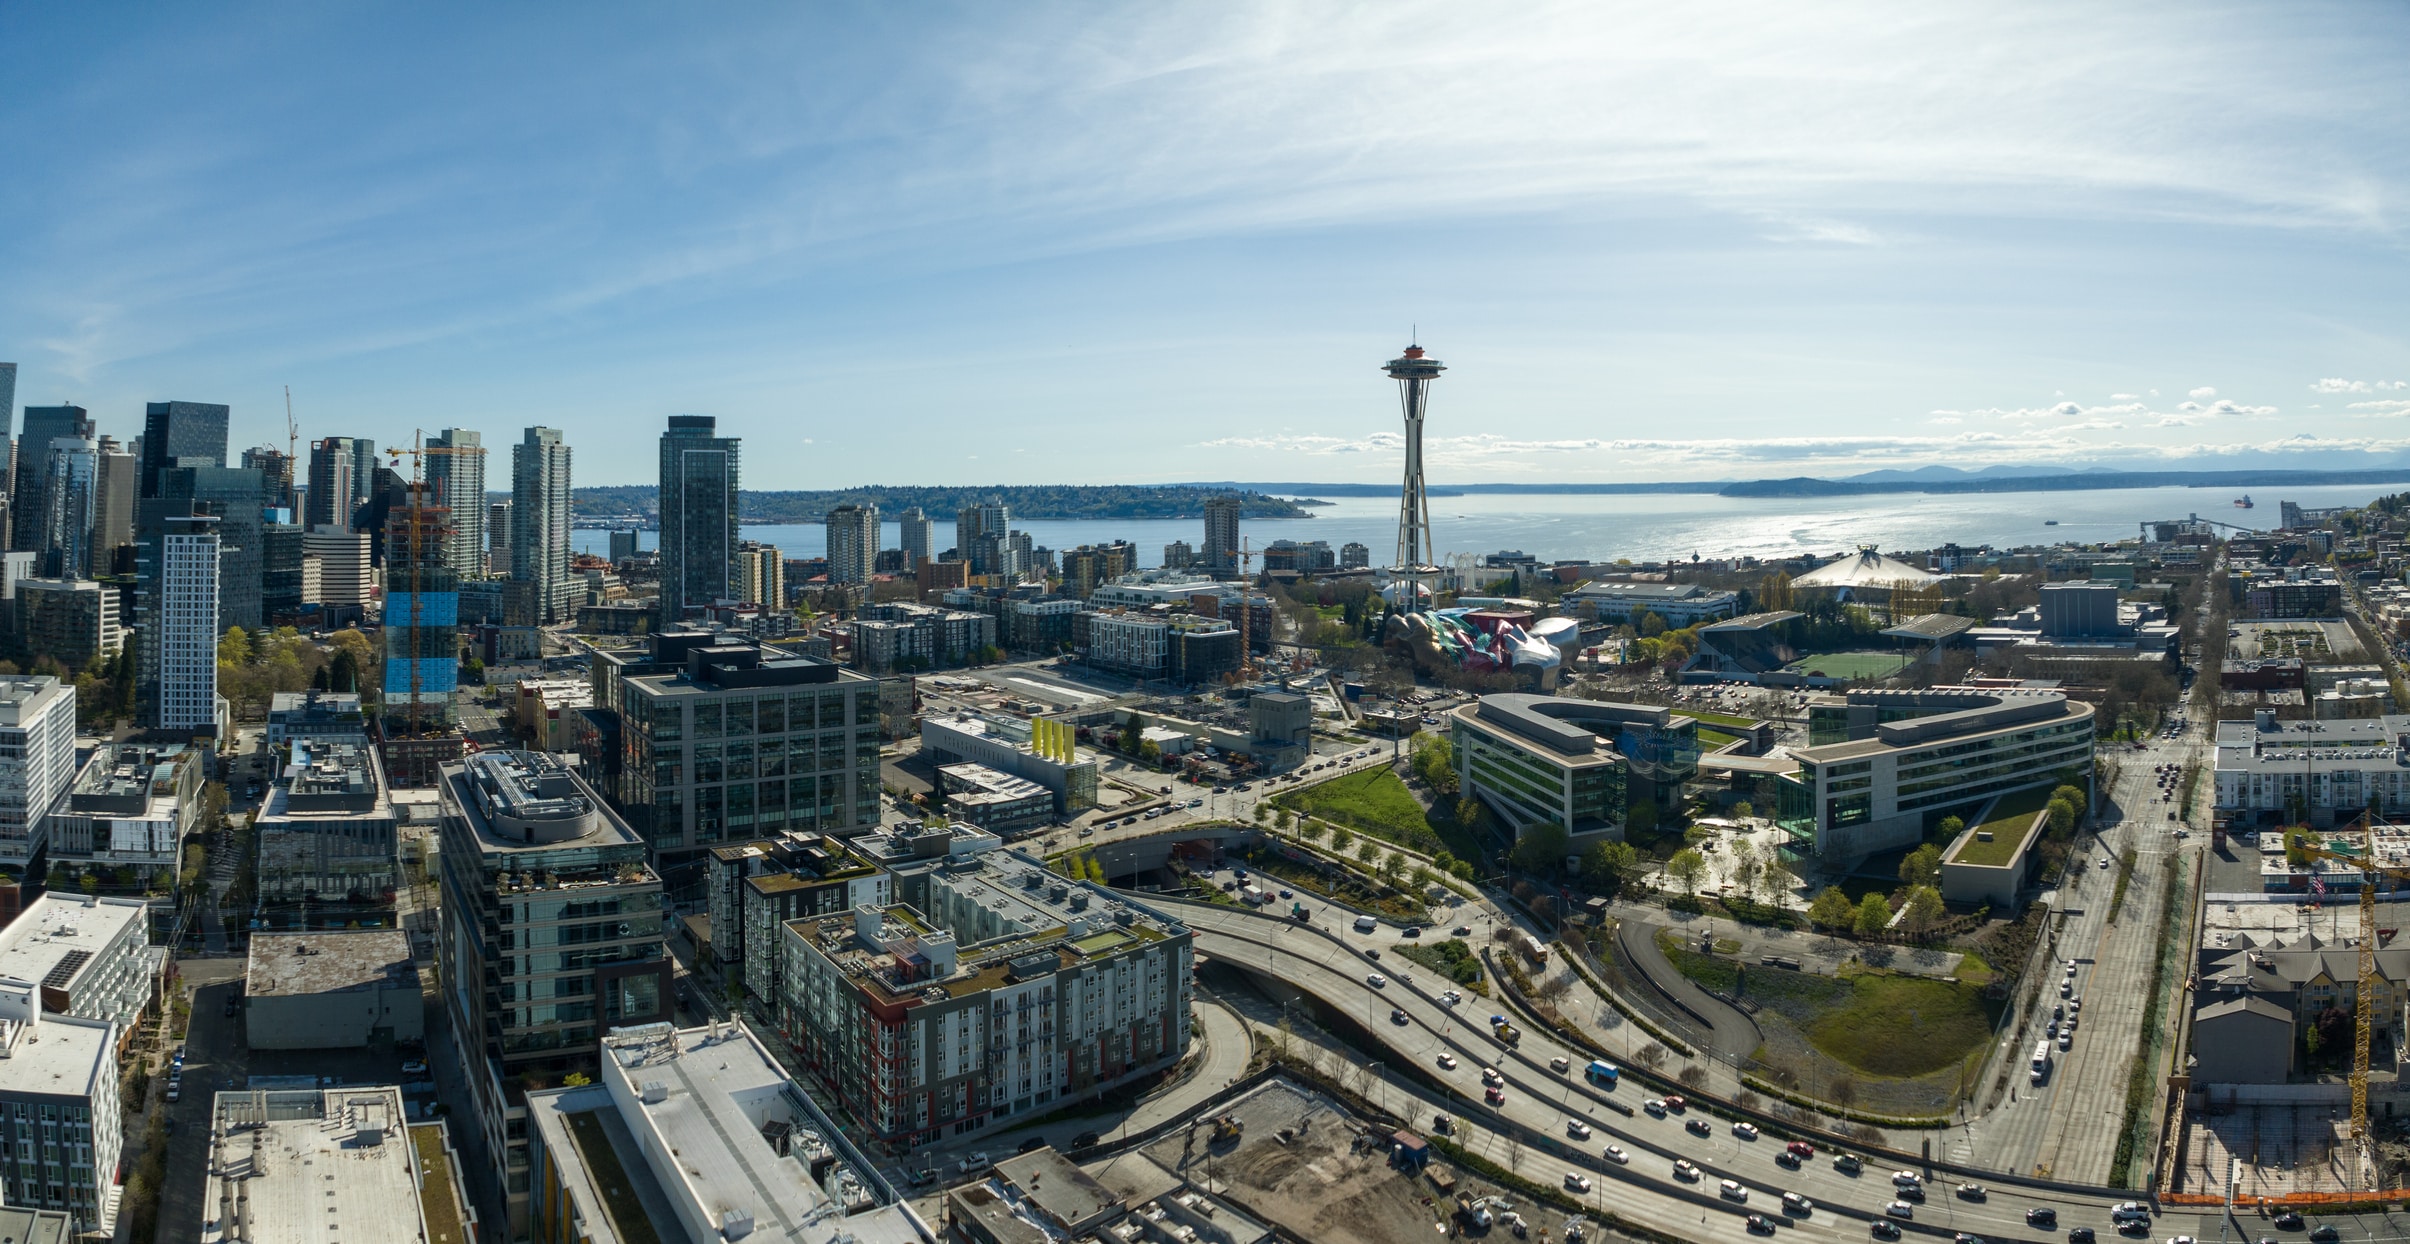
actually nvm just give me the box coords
[1017,1136,1047,1154]
[400,1060,429,1075]
[1070,1131,1101,1149]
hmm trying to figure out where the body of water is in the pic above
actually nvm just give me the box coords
[572,482,2392,569]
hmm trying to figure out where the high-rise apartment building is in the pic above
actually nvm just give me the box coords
[658,416,740,625]
[425,429,486,581]
[0,986,122,1235]
[1202,495,1241,574]
[12,404,93,559]
[508,426,574,626]
[92,437,135,569]
[255,738,400,928]
[1341,540,1371,568]
[898,506,932,568]
[139,401,230,492]
[486,499,512,575]
[139,465,265,632]
[37,437,98,578]
[151,512,221,736]
[597,630,886,861]
[956,503,1008,575]
[1060,541,1136,599]
[306,436,357,530]
[262,518,305,623]
[737,541,784,610]
[824,503,877,584]
[435,750,666,1228]
[1162,540,1193,571]
[0,675,76,872]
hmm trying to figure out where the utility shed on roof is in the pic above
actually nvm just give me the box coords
[244,930,423,1049]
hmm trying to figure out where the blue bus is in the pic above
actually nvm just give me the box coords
[1585,1059,1620,1087]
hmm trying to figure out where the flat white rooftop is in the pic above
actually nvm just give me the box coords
[200,1087,427,1244]
[0,894,146,1000]
[0,1013,113,1099]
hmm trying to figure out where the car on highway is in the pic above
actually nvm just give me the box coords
[1564,1172,1592,1193]
[1686,1118,1713,1137]
[1775,1150,1801,1169]
[1437,1053,1457,1070]
[1438,990,1461,1006]
[1719,1179,1747,1201]
[1366,973,1386,988]
[1832,1152,1861,1174]
[1871,1221,1901,1239]
[1785,1140,1814,1159]
[2025,1208,2057,1226]
[1953,1235,1985,1244]
[1663,1094,1687,1111]
[2272,1214,2304,1230]
[1603,1144,1628,1164]
[2308,1229,2340,1243]
[2166,1237,2196,1244]
[1746,1215,1775,1234]
[1278,888,1291,898]
[1550,1056,1571,1072]
[1673,1159,1700,1181]
[1733,1121,1759,1140]
[1484,1086,1506,1106]
[1781,1192,1812,1215]
[1390,1008,1409,1025]
[1566,1120,1591,1140]
[1643,1099,1667,1117]
[1884,1201,1914,1219]
[1956,1183,1986,1201]
[2068,1230,2095,1244]
[1483,1067,1504,1086]
[2118,1223,2150,1237]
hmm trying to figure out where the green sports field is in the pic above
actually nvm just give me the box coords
[1782,651,1908,680]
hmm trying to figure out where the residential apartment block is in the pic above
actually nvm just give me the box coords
[46,743,203,887]
[254,739,400,928]
[773,837,1191,1151]
[0,676,77,873]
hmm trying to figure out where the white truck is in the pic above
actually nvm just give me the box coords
[2029,1040,2052,1084]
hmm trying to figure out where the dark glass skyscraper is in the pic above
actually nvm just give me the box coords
[140,401,231,495]
[657,415,739,625]
[13,404,94,557]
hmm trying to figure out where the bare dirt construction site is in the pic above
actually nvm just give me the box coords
[1143,1080,1467,1244]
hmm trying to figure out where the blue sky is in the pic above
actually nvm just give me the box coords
[2,4,2406,486]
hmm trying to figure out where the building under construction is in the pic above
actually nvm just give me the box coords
[374,478,465,786]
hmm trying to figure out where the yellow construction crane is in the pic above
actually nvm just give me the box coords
[2294,815,2408,1188]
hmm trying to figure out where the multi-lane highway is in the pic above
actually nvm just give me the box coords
[1169,897,2207,1244]
[1969,726,2203,1184]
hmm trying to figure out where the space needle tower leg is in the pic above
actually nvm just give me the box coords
[1384,343,1445,605]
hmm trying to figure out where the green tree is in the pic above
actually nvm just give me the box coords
[1667,848,1707,896]
[1509,822,1571,873]
[1583,840,1641,893]
[1273,809,1294,834]
[1729,839,1762,900]
[1624,799,1659,839]
[1330,827,1354,854]
[1853,892,1893,938]
[1760,848,1795,899]
[2052,784,2088,819]
[1808,887,1855,931]
[1300,821,1326,845]
[217,626,253,668]
[1899,843,1943,890]
[1252,804,1269,825]
[2046,797,2077,837]
[1901,885,1947,940]
[1935,814,1964,841]
[1638,611,1668,638]
[1730,800,1754,821]
[1355,838,1381,864]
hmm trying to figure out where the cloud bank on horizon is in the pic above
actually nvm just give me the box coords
[0,3,2404,486]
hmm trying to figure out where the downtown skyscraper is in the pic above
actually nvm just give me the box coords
[13,404,94,560]
[824,503,877,584]
[509,427,574,625]
[898,506,931,568]
[657,415,740,625]
[305,436,357,530]
[425,429,486,581]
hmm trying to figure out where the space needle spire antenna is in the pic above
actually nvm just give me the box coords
[1384,339,1445,603]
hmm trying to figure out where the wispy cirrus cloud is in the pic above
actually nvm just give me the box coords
[2313,378,2409,394]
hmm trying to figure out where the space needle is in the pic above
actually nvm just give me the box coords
[1384,341,1444,604]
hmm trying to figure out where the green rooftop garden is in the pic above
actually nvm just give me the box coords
[1946,787,2052,868]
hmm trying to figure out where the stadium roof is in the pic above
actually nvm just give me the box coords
[1792,546,1944,591]
[1702,610,1803,632]
[1881,613,1977,642]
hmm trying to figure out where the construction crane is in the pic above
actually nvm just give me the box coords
[1236,536,1255,683]
[282,386,300,508]
[2294,815,2408,1188]
[384,433,480,739]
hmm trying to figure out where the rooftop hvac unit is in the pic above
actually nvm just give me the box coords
[640,1080,668,1104]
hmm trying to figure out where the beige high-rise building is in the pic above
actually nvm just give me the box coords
[737,541,784,609]
[303,527,373,608]
[824,504,877,584]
